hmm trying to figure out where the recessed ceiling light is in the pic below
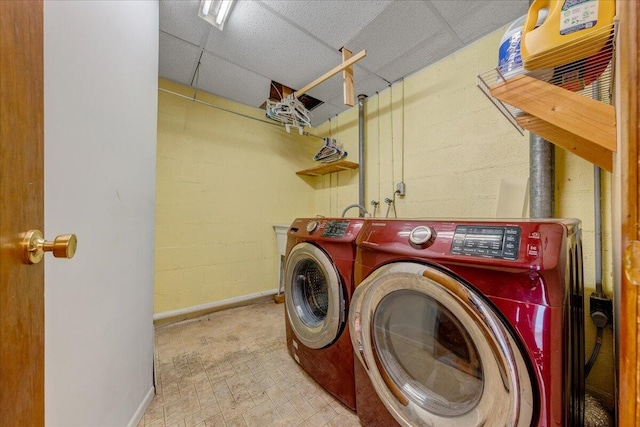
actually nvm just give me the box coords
[198,0,234,31]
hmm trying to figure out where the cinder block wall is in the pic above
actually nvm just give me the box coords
[155,79,318,315]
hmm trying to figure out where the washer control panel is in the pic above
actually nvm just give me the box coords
[321,220,350,238]
[450,225,521,260]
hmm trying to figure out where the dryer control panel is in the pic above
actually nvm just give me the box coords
[321,220,350,238]
[450,225,521,260]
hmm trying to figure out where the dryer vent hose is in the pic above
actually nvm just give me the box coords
[585,393,613,427]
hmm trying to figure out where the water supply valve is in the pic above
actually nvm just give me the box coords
[589,292,613,328]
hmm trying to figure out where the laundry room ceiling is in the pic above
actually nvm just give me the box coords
[159,0,529,127]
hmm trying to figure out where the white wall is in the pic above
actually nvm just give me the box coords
[44,1,158,426]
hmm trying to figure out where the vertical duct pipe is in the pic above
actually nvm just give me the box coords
[593,80,603,293]
[594,165,603,289]
[529,134,555,217]
[358,94,367,216]
[528,0,554,219]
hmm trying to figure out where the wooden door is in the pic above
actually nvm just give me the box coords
[618,1,640,425]
[0,0,45,424]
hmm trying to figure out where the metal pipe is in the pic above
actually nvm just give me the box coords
[594,168,604,292]
[592,80,604,293]
[529,134,555,218]
[528,0,555,220]
[358,94,367,216]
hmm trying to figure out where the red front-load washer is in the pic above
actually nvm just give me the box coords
[349,219,585,426]
[283,218,364,411]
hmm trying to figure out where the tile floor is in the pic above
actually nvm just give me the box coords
[140,300,362,427]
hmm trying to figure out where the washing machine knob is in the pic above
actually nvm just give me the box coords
[306,220,319,234]
[409,226,436,248]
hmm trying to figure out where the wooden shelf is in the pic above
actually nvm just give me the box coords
[488,74,616,171]
[296,160,359,176]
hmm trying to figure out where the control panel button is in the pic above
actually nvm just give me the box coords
[409,226,436,248]
[306,220,319,234]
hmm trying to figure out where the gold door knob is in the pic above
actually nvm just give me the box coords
[22,230,77,264]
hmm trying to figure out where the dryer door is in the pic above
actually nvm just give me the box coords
[285,242,345,349]
[349,262,535,427]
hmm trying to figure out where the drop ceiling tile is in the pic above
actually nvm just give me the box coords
[159,33,202,85]
[160,0,211,45]
[376,29,462,82]
[204,0,340,91]
[258,0,393,50]
[197,52,272,108]
[353,74,390,99]
[309,102,347,128]
[345,1,446,73]
[430,0,529,43]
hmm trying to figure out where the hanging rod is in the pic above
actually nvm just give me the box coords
[158,87,324,140]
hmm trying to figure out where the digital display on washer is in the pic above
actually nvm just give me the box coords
[450,225,521,260]
[321,220,350,238]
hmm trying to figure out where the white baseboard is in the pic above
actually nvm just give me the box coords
[153,289,278,322]
[127,386,155,427]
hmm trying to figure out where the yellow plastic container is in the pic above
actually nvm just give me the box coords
[521,0,615,70]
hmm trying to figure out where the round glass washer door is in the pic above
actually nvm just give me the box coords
[285,242,345,349]
[350,262,535,427]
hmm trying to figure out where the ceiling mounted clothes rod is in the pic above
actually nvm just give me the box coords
[293,49,367,101]
[158,87,324,139]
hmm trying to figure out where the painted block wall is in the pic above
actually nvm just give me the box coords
[44,1,157,425]
[314,29,615,410]
[155,80,318,315]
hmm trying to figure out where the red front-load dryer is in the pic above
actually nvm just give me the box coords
[349,219,585,426]
[283,218,364,411]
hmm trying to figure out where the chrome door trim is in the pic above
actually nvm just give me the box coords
[349,262,534,427]
[285,242,344,349]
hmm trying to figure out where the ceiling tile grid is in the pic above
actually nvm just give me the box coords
[158,0,530,128]
[430,0,528,43]
[258,0,394,50]
[159,0,210,46]
[345,1,446,73]
[159,32,202,85]
[198,52,272,107]
[375,28,462,82]
[203,0,341,90]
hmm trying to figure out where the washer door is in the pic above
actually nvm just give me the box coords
[285,243,345,349]
[350,262,534,427]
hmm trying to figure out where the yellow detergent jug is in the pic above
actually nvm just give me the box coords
[521,0,615,70]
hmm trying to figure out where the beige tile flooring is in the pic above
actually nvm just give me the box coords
[140,300,362,427]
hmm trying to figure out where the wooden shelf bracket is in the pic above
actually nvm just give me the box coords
[488,75,616,171]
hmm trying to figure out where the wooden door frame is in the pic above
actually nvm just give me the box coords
[0,0,45,424]
[617,1,639,425]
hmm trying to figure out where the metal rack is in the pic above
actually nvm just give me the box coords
[477,22,617,171]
